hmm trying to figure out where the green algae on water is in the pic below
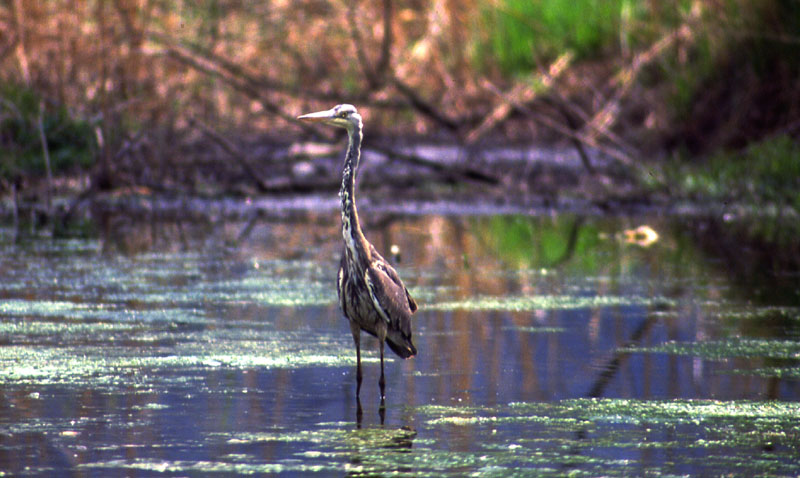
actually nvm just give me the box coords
[427,294,674,312]
[623,338,800,360]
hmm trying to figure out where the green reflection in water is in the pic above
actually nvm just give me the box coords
[477,215,604,270]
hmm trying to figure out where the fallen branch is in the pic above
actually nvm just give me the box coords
[585,19,697,142]
[148,32,325,137]
[550,100,596,175]
[482,81,635,167]
[466,52,573,144]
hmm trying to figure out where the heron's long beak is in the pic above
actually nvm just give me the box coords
[297,109,336,122]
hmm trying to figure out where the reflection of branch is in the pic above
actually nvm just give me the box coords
[587,316,657,398]
[548,216,584,268]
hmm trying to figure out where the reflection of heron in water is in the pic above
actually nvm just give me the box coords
[298,105,418,407]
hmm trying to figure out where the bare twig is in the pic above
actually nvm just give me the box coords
[348,0,393,90]
[0,31,19,63]
[551,100,596,175]
[392,78,459,131]
[36,101,53,216]
[348,1,377,88]
[149,33,323,137]
[0,97,24,121]
[585,21,696,142]
[482,80,634,166]
[537,59,637,162]
[375,0,393,83]
[187,116,271,193]
[12,0,30,85]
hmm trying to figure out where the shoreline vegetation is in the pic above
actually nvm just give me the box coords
[0,1,798,219]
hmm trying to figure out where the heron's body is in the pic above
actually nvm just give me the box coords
[298,104,417,398]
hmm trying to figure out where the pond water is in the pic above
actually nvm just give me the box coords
[1,202,799,476]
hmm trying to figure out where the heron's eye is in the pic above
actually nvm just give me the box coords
[338,112,347,118]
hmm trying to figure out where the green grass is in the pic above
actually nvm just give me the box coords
[0,83,96,180]
[668,135,800,211]
[474,0,629,75]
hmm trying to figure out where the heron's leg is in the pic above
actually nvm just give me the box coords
[356,343,363,396]
[379,339,386,400]
[349,321,362,396]
[356,397,363,428]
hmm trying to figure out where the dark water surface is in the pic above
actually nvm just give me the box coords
[1,204,799,476]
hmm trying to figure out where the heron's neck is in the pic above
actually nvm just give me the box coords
[340,121,369,263]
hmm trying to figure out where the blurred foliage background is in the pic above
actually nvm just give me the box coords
[0,0,798,202]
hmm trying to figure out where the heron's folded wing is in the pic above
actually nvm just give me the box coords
[366,265,414,336]
[369,246,418,313]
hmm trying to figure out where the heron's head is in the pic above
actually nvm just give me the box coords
[297,104,361,131]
